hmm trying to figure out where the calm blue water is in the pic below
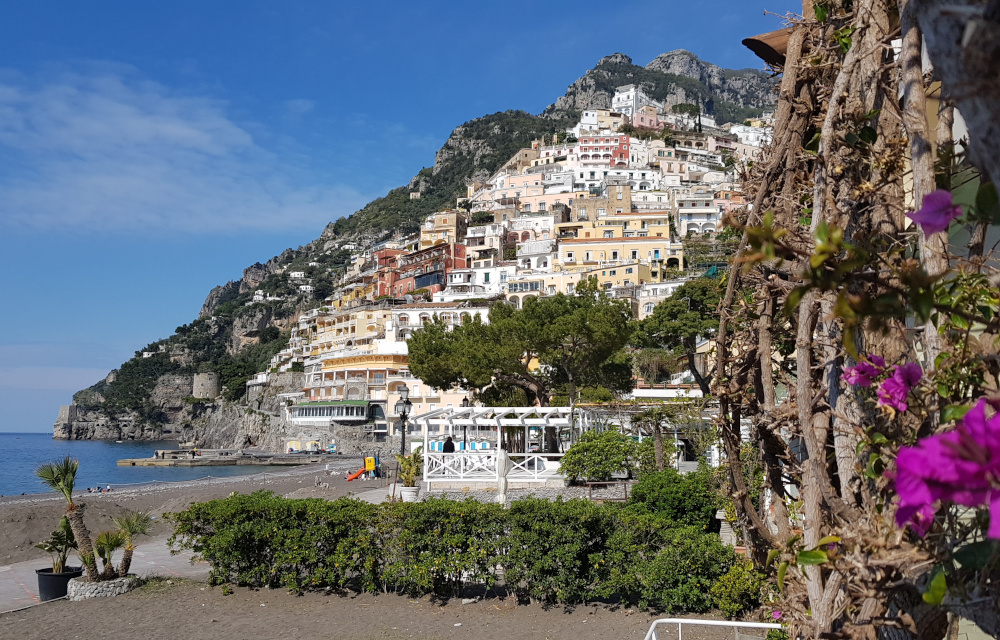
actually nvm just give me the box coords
[0,433,268,496]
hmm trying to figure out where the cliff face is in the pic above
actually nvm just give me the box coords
[54,372,307,451]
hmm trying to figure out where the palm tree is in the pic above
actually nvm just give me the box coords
[35,456,98,580]
[94,530,127,580]
[111,511,152,577]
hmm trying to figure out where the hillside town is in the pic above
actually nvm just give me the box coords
[251,84,773,448]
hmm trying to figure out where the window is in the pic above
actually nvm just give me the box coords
[484,273,490,283]
[566,252,575,261]
[604,230,614,238]
[585,251,592,261]
[631,250,639,260]
[616,208,623,214]
[522,204,530,212]
[609,270,616,276]
[611,251,619,260]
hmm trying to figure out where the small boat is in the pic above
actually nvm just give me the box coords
[115,440,123,443]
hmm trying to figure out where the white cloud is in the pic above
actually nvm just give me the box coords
[0,66,369,232]
[283,98,316,118]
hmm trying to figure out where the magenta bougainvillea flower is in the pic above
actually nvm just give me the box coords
[772,611,783,620]
[907,190,963,235]
[877,363,923,412]
[895,399,1000,539]
[842,355,886,387]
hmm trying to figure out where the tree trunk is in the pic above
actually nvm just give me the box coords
[118,546,134,578]
[66,502,98,580]
[652,426,664,471]
[913,0,1000,190]
[686,351,711,396]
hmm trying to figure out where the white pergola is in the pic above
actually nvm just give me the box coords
[411,406,598,485]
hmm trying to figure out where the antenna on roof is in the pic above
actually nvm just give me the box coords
[404,294,414,304]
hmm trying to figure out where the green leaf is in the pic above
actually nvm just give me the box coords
[865,454,885,479]
[784,287,809,316]
[912,289,934,322]
[804,131,821,155]
[777,561,788,591]
[766,548,781,567]
[816,535,841,547]
[814,3,829,21]
[797,550,829,565]
[953,540,998,569]
[859,126,878,145]
[941,404,972,424]
[922,567,947,605]
[950,313,970,330]
[975,182,1000,225]
[869,432,888,445]
[845,132,860,147]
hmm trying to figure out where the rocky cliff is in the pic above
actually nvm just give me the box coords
[545,51,776,123]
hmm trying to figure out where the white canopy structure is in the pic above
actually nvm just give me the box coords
[411,406,597,486]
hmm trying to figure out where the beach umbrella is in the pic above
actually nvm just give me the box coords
[496,448,513,505]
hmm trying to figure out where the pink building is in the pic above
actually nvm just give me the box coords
[631,105,664,130]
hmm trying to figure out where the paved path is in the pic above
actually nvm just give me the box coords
[0,537,208,614]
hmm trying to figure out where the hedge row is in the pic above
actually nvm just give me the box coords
[168,492,746,612]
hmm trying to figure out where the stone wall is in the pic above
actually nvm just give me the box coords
[68,575,141,601]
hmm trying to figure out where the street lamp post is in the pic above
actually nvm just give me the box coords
[460,397,470,450]
[394,384,412,457]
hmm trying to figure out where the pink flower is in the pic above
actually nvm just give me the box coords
[907,190,962,235]
[843,355,886,387]
[772,611,782,620]
[877,363,922,412]
[895,399,1000,538]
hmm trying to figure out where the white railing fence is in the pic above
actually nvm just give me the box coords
[423,452,563,483]
[644,618,782,640]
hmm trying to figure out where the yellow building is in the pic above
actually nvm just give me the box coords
[557,236,683,272]
[419,209,468,249]
[308,305,395,357]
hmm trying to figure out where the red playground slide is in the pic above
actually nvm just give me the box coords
[346,468,366,481]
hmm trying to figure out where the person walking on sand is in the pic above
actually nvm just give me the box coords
[443,436,455,453]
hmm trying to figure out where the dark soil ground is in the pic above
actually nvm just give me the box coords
[0,577,742,640]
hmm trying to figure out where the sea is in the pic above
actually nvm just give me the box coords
[0,433,269,497]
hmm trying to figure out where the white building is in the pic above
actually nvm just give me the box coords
[676,197,723,235]
[728,124,773,148]
[612,84,660,117]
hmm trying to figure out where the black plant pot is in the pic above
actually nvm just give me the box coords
[36,566,84,602]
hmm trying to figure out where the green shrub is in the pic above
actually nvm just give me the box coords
[168,490,736,610]
[627,467,719,531]
[710,557,764,618]
[601,513,737,611]
[560,430,639,483]
[501,498,611,603]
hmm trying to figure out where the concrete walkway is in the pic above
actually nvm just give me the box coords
[0,537,208,614]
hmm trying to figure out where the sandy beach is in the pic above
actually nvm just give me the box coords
[0,456,377,566]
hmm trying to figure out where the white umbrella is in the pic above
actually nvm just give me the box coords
[496,448,513,505]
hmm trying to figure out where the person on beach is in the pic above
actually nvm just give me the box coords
[443,436,455,453]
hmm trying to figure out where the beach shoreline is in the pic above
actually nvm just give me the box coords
[1,457,376,566]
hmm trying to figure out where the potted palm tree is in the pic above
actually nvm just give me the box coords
[395,446,423,502]
[34,516,82,601]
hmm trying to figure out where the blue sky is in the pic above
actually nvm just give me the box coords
[0,0,797,432]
